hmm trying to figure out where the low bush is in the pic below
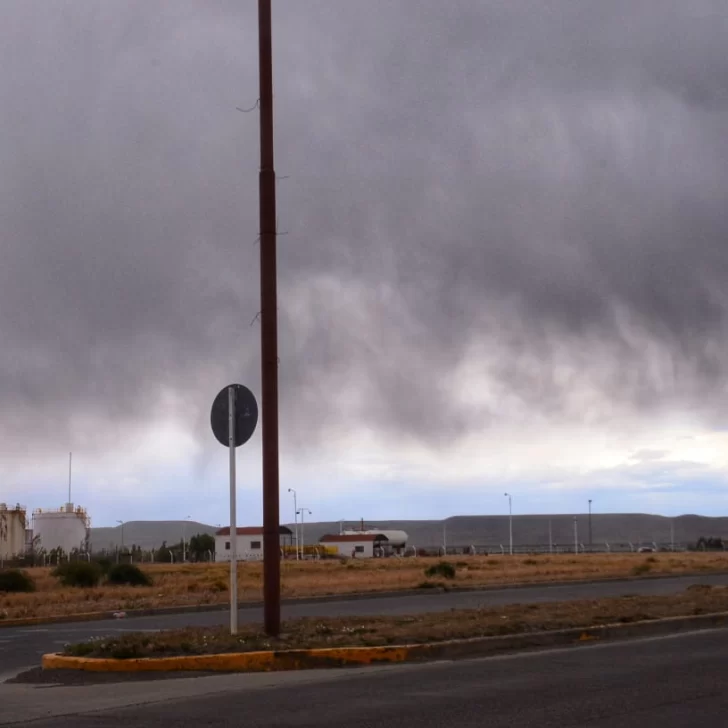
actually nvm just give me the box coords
[53,561,103,588]
[631,562,652,576]
[94,556,113,574]
[0,569,36,593]
[424,561,457,579]
[107,563,152,587]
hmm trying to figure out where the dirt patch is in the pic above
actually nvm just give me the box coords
[60,584,728,659]
[3,553,728,622]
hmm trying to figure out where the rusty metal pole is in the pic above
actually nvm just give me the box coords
[258,0,281,637]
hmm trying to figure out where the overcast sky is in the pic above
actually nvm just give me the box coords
[2,1,728,527]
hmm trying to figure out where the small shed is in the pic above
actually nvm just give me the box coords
[319,533,389,558]
[215,526,293,562]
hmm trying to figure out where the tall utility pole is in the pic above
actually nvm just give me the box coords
[588,499,592,551]
[573,516,578,554]
[504,493,513,555]
[548,518,553,554]
[182,515,191,563]
[258,0,281,637]
[288,488,299,560]
[298,508,311,558]
[117,520,124,563]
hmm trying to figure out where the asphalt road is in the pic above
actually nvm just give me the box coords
[4,628,728,726]
[2,571,728,676]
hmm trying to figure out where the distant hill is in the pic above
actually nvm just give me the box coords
[90,514,728,551]
[90,521,217,551]
[294,514,722,549]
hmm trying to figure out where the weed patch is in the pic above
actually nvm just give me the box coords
[424,561,456,579]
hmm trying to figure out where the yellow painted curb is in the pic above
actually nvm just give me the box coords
[42,645,413,673]
[40,611,728,674]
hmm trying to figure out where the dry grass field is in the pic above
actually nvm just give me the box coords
[2,551,728,622]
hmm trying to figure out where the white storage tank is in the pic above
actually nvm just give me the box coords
[341,529,408,549]
[0,504,27,559]
[32,503,90,555]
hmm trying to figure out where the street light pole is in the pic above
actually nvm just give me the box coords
[548,518,553,554]
[288,488,298,560]
[504,493,513,555]
[588,499,592,552]
[182,515,191,562]
[116,520,124,563]
[574,516,578,554]
[297,508,311,559]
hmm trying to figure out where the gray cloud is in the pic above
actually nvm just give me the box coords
[1,0,728,461]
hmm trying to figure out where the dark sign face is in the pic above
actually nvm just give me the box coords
[210,384,258,448]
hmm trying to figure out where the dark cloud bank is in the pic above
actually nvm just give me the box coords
[1,0,727,459]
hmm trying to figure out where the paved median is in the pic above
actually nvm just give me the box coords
[41,611,728,673]
[40,585,728,673]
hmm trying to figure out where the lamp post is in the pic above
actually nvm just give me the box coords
[288,488,298,560]
[504,493,513,555]
[588,499,592,551]
[182,515,191,562]
[574,516,579,554]
[297,508,311,559]
[548,518,553,554]
[116,520,124,563]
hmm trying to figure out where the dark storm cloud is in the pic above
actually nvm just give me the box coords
[1,0,727,458]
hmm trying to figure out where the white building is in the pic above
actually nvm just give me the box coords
[319,533,392,558]
[215,526,293,562]
[0,504,27,560]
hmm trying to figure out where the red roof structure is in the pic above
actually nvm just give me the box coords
[216,526,292,536]
[319,533,388,543]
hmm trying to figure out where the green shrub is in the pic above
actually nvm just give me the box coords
[53,561,103,588]
[0,569,36,593]
[424,561,457,579]
[94,557,113,574]
[107,563,152,587]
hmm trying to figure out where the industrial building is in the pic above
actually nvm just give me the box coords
[32,503,90,555]
[215,525,293,562]
[320,529,408,558]
[0,504,27,560]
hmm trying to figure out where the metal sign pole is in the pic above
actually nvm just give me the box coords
[228,385,238,634]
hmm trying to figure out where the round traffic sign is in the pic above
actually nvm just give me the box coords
[210,384,258,448]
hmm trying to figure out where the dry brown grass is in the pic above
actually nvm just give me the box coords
[64,583,728,658]
[3,552,728,622]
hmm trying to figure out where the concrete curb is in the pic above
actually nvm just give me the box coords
[5,569,728,630]
[41,610,728,673]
